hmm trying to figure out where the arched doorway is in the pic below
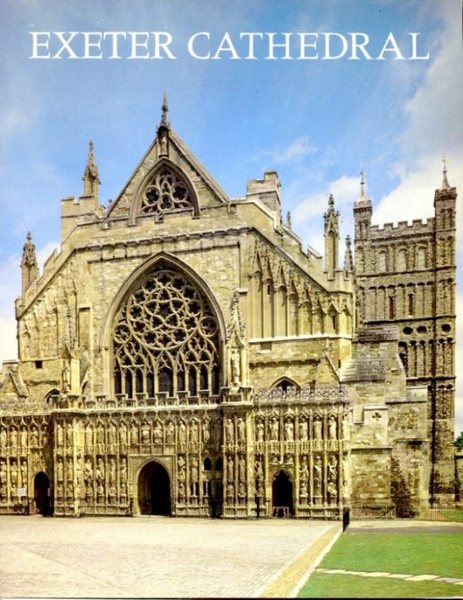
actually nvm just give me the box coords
[138,461,171,516]
[34,472,52,516]
[272,471,293,517]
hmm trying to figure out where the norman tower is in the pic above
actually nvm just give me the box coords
[353,167,457,503]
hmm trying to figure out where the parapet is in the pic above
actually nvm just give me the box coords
[246,171,281,215]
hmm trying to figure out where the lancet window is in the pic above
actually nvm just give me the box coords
[113,264,220,400]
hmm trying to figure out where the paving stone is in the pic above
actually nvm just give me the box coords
[0,516,332,598]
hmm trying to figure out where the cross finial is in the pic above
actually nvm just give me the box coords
[441,156,450,190]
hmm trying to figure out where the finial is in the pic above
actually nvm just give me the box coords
[286,210,292,229]
[328,193,335,208]
[441,156,450,190]
[344,235,354,275]
[82,139,100,196]
[357,169,370,204]
[160,92,169,128]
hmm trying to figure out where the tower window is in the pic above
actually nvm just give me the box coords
[388,296,396,319]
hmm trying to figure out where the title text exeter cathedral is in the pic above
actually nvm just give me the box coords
[0,100,457,518]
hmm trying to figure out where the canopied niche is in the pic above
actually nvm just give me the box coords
[112,261,221,400]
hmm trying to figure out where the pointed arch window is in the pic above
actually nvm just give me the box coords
[139,163,198,217]
[113,263,220,401]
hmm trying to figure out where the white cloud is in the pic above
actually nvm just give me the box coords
[0,241,59,366]
[254,135,317,167]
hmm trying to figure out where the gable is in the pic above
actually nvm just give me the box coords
[107,126,229,222]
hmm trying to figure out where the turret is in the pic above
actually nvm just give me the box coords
[324,193,339,279]
[20,232,39,294]
[353,171,372,240]
[434,158,457,267]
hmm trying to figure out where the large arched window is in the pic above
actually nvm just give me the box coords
[113,263,220,400]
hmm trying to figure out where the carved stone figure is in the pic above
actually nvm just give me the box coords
[238,455,246,482]
[298,420,308,441]
[166,421,175,444]
[30,427,38,447]
[153,421,163,444]
[230,348,241,386]
[178,421,187,444]
[95,458,105,483]
[119,422,128,447]
[328,455,337,482]
[141,422,150,445]
[190,420,199,444]
[237,417,245,442]
[130,423,139,445]
[202,420,210,445]
[270,417,279,441]
[256,420,265,442]
[314,417,322,440]
[314,455,322,495]
[10,427,18,448]
[226,418,234,444]
[84,458,93,483]
[56,458,63,482]
[66,423,73,446]
[284,419,294,441]
[226,456,234,480]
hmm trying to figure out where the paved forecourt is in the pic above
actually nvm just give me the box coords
[0,515,339,598]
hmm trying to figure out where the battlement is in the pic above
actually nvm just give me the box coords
[370,217,433,237]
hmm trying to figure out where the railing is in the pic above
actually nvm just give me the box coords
[349,500,463,522]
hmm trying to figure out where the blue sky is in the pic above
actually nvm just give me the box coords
[0,0,462,428]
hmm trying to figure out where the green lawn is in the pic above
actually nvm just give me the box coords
[298,532,463,598]
[300,573,463,598]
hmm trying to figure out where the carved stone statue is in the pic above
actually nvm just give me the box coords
[256,420,264,442]
[226,418,234,444]
[153,421,163,444]
[238,455,246,482]
[298,419,308,441]
[314,417,322,440]
[178,421,187,444]
[202,420,210,445]
[284,419,294,441]
[270,417,279,441]
[166,421,175,444]
[230,347,241,386]
[237,417,245,442]
[314,455,322,495]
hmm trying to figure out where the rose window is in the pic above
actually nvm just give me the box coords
[140,166,195,216]
[113,265,220,399]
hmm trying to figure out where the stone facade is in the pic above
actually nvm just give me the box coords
[0,103,456,517]
[354,169,457,503]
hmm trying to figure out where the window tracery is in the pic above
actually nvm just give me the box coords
[113,265,220,399]
[140,166,196,216]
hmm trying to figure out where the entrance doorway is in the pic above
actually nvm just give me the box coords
[34,472,52,516]
[138,461,171,516]
[272,471,293,517]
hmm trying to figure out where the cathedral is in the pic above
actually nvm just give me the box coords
[0,99,457,518]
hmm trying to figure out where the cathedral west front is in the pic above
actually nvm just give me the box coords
[0,99,457,518]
